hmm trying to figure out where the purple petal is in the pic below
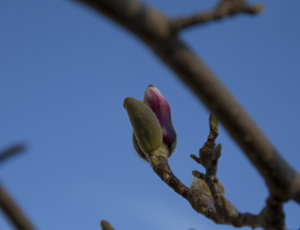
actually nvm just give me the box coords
[144,85,176,148]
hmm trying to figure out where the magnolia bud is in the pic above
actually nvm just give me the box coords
[144,85,177,157]
[123,97,162,158]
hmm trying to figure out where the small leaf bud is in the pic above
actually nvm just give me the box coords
[213,143,222,160]
[209,113,219,132]
[190,177,212,199]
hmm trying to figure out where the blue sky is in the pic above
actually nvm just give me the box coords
[0,1,299,230]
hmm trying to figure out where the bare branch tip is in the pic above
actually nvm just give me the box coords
[190,154,199,162]
[0,143,27,165]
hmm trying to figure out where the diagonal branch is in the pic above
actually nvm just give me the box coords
[0,144,36,230]
[0,183,36,230]
[74,0,300,204]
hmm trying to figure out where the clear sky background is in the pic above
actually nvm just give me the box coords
[1,1,300,230]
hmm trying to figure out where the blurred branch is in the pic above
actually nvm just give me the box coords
[0,183,36,230]
[0,144,26,165]
[75,0,300,204]
[0,144,35,230]
[171,0,263,32]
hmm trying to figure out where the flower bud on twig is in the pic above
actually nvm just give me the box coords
[124,85,177,162]
[144,85,177,157]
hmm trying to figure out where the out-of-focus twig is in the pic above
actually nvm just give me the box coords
[171,0,263,32]
[0,144,26,165]
[0,183,36,230]
[0,143,35,230]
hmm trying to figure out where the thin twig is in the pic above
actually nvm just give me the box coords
[74,0,300,204]
[192,115,285,228]
[0,144,26,165]
[0,183,36,230]
[171,0,263,32]
[149,154,218,221]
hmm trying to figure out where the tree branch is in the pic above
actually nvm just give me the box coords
[0,183,36,230]
[0,144,25,165]
[191,115,285,229]
[149,153,218,221]
[150,149,263,228]
[170,0,263,32]
[0,144,36,230]
[74,0,300,204]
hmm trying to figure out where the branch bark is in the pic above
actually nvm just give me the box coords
[75,0,300,204]
[0,184,36,230]
[170,0,263,31]
[191,117,285,229]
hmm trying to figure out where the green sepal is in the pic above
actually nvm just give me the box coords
[132,133,148,162]
[124,97,162,157]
